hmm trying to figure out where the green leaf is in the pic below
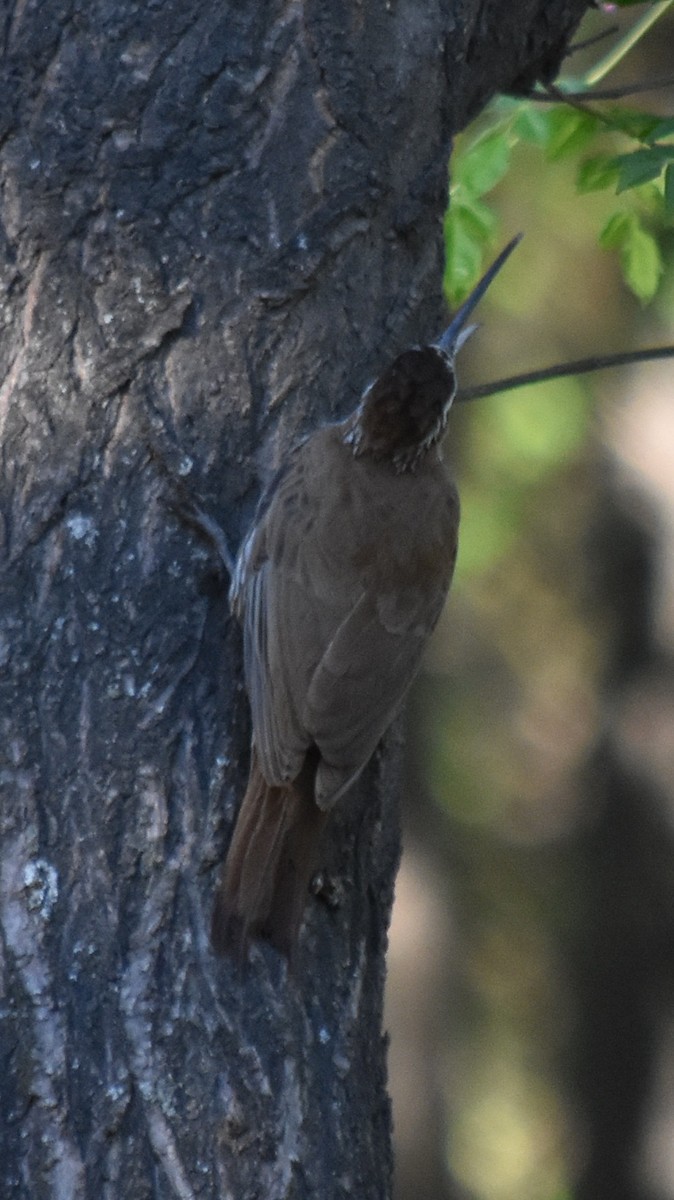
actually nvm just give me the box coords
[443,207,487,305]
[598,213,664,299]
[614,146,674,192]
[620,221,663,301]
[599,211,634,250]
[648,117,674,142]
[617,157,665,191]
[545,108,599,161]
[454,196,497,241]
[639,179,670,214]
[513,104,552,146]
[603,107,663,141]
[576,155,620,194]
[664,164,674,217]
[455,128,511,197]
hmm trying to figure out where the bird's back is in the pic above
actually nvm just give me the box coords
[237,423,459,807]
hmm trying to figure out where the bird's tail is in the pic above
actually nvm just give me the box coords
[211,748,327,959]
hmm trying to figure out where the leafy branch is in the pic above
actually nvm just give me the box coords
[445,0,674,305]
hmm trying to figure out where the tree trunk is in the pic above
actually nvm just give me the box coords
[0,3,589,1197]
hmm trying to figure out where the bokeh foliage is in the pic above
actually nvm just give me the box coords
[404,6,674,1200]
[445,0,674,307]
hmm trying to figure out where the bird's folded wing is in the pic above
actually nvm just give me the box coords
[304,579,449,808]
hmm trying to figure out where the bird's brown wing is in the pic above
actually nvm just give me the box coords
[305,565,454,808]
[234,437,363,787]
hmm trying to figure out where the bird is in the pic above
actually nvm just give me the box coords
[211,235,522,960]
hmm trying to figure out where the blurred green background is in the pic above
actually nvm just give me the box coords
[386,8,674,1200]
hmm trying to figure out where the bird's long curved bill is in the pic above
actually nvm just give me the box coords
[435,233,523,355]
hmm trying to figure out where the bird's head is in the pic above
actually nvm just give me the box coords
[346,234,522,471]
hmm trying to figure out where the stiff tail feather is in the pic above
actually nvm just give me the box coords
[211,748,327,959]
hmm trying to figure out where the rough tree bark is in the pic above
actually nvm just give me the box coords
[0,3,590,1197]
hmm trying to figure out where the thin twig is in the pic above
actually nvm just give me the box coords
[457,346,674,404]
[583,0,674,87]
[542,82,609,127]
[532,75,674,103]
[567,26,619,57]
